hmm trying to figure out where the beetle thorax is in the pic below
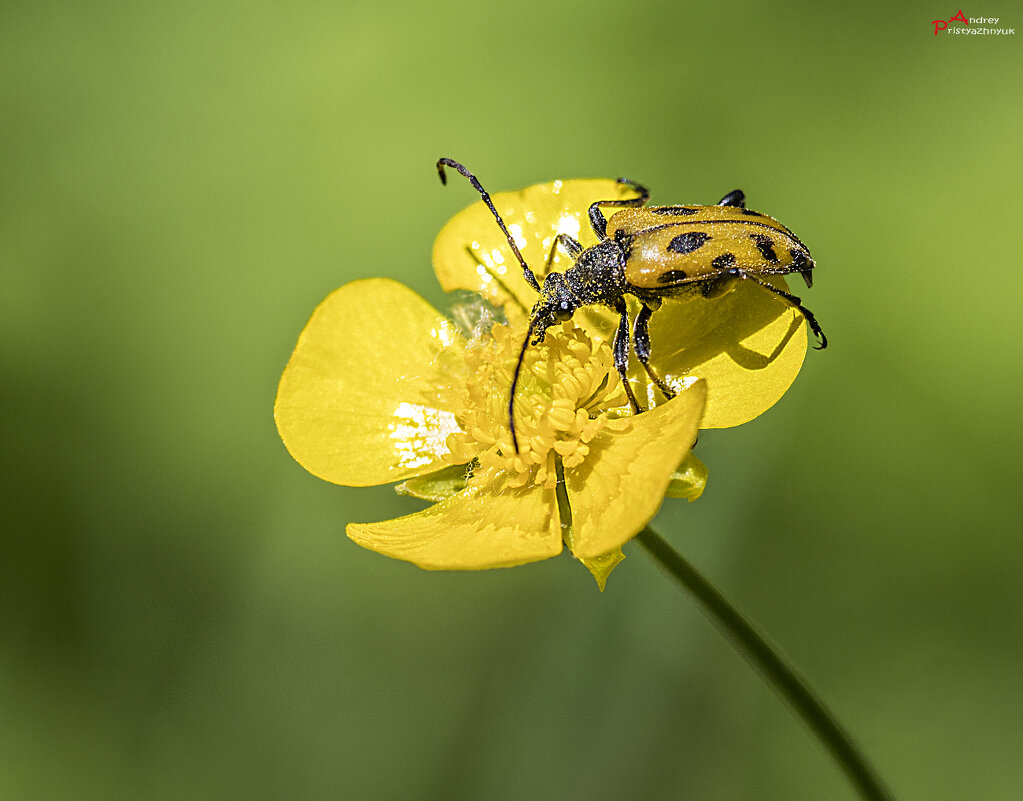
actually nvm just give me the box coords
[564,238,627,304]
[529,239,628,344]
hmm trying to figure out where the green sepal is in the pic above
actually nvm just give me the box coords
[577,548,626,592]
[394,464,468,502]
[665,452,708,502]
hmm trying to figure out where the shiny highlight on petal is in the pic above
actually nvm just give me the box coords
[275,279,468,486]
[389,402,461,470]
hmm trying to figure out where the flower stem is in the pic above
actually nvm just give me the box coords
[635,526,895,801]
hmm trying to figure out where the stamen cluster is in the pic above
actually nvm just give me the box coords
[445,323,631,489]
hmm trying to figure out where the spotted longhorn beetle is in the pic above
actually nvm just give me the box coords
[436,158,826,453]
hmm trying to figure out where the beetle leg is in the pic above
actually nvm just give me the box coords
[612,298,642,413]
[616,177,650,204]
[588,178,650,239]
[739,271,828,350]
[633,303,677,400]
[632,303,654,362]
[540,233,583,279]
[717,189,746,208]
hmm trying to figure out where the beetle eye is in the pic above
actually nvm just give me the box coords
[553,301,573,322]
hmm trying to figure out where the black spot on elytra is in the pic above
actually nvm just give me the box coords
[658,270,689,285]
[750,233,779,263]
[712,253,737,270]
[652,205,699,216]
[790,248,811,270]
[741,209,762,216]
[666,231,711,254]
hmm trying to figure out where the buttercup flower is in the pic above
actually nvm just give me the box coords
[274,175,891,801]
[275,178,809,587]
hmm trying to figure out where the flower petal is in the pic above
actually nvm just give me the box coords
[347,477,562,570]
[647,277,808,428]
[432,179,635,323]
[567,380,707,559]
[275,279,466,486]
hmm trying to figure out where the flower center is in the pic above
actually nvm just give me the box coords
[444,322,632,489]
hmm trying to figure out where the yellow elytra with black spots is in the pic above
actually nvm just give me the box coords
[436,159,826,454]
[608,204,815,294]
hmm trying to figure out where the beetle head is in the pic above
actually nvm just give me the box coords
[528,272,581,344]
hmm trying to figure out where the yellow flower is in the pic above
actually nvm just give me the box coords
[274,178,808,588]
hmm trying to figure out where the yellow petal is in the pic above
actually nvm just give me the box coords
[275,279,466,486]
[432,179,635,323]
[573,279,807,429]
[567,380,707,559]
[347,477,562,570]
[648,277,808,428]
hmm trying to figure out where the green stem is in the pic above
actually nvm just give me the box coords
[635,526,895,801]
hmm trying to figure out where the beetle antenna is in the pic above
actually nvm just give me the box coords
[436,158,542,293]
[507,318,539,453]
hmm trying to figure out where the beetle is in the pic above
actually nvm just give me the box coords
[436,157,826,453]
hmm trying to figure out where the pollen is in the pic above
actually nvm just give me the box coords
[444,322,632,489]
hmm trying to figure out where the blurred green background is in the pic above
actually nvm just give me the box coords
[3,1,1021,798]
